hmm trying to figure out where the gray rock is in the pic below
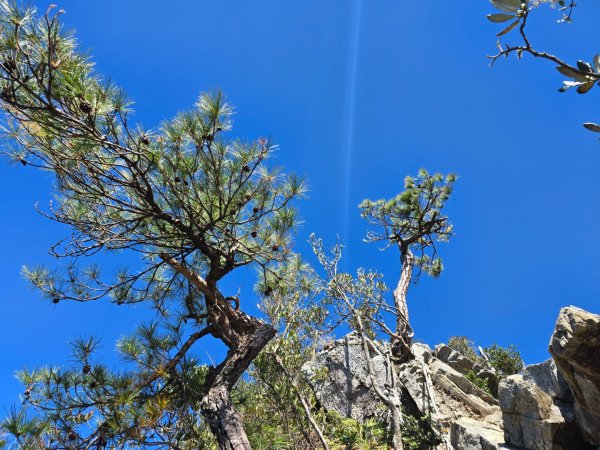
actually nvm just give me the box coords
[436,344,478,374]
[523,359,573,402]
[302,332,391,422]
[549,306,600,447]
[397,343,499,429]
[450,417,515,450]
[499,375,593,450]
[499,375,554,421]
[305,336,503,448]
[435,343,499,397]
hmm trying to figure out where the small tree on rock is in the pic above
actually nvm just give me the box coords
[359,169,455,361]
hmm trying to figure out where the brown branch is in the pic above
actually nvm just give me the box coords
[488,8,599,84]
[134,326,213,391]
[159,253,212,298]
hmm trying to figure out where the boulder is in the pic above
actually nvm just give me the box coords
[450,416,514,450]
[301,332,392,422]
[435,343,499,397]
[398,343,500,430]
[549,306,600,446]
[436,344,478,374]
[499,375,592,450]
[522,359,573,403]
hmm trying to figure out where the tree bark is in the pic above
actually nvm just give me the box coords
[159,255,276,449]
[391,248,414,361]
[200,305,276,450]
[201,384,253,450]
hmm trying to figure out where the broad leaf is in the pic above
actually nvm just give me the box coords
[583,123,600,132]
[490,0,521,13]
[556,66,589,82]
[559,81,583,92]
[487,13,516,23]
[497,19,521,37]
[576,81,595,94]
[576,60,593,73]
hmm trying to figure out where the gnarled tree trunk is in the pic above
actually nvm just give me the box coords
[160,255,276,449]
[201,303,276,450]
[391,248,414,361]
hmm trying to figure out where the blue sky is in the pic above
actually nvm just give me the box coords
[1,0,600,407]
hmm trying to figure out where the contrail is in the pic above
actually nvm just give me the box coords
[341,0,363,267]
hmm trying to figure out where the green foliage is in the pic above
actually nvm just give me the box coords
[401,411,443,450]
[0,0,305,306]
[325,412,387,450]
[448,337,523,398]
[2,324,218,448]
[0,0,308,447]
[484,344,524,377]
[447,336,523,377]
[360,169,455,276]
[487,0,600,133]
[447,336,480,363]
[465,370,494,397]
[234,375,390,450]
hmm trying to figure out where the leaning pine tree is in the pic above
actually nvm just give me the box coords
[0,3,304,449]
[359,169,455,361]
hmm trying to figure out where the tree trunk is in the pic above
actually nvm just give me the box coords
[201,305,276,450]
[201,384,253,450]
[391,248,414,361]
[390,406,404,450]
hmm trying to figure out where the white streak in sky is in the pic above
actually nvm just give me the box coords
[342,0,363,264]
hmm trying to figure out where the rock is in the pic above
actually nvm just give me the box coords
[549,306,600,446]
[435,343,499,397]
[304,336,503,448]
[450,416,515,450]
[397,343,500,430]
[523,359,573,402]
[436,344,478,374]
[499,375,593,450]
[301,332,392,422]
[499,375,554,421]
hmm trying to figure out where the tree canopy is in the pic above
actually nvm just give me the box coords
[0,2,305,448]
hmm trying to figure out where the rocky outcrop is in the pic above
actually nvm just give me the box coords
[522,359,573,403]
[435,344,499,396]
[496,306,600,450]
[435,344,477,374]
[303,306,600,450]
[498,375,591,450]
[302,332,392,422]
[304,336,503,447]
[549,306,600,447]
[397,343,500,429]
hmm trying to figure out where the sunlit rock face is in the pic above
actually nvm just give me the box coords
[522,359,573,403]
[301,332,393,422]
[498,374,591,450]
[549,306,600,447]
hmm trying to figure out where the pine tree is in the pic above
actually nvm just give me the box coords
[0,2,304,448]
[359,169,455,361]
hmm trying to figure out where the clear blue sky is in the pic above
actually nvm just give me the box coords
[1,1,599,407]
